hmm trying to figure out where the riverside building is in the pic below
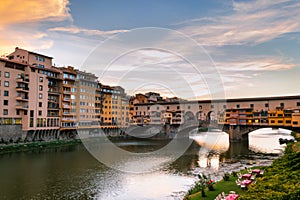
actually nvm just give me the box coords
[0,48,125,142]
[0,47,61,141]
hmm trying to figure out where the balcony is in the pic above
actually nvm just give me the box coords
[17,77,29,83]
[63,112,75,116]
[48,87,60,95]
[63,90,71,94]
[62,117,76,121]
[16,104,28,110]
[48,107,59,110]
[62,104,70,108]
[16,96,29,101]
[16,86,29,92]
[63,98,70,102]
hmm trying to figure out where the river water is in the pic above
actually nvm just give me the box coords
[0,128,293,199]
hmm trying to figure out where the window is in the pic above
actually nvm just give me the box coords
[16,110,20,115]
[188,106,191,109]
[3,100,8,105]
[39,85,43,91]
[3,109,8,115]
[136,107,138,110]
[36,55,45,62]
[39,77,43,82]
[265,103,269,108]
[211,105,214,109]
[4,90,9,96]
[167,106,169,110]
[177,106,180,109]
[39,102,42,107]
[4,81,9,87]
[38,111,42,116]
[250,104,254,108]
[39,93,43,99]
[30,110,34,117]
[236,104,240,108]
[223,105,226,109]
[4,72,10,78]
[280,102,284,107]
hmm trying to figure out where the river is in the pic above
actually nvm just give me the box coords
[0,128,294,199]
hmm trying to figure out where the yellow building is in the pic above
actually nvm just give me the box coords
[268,107,284,126]
[292,109,300,127]
[101,85,113,126]
[283,109,292,126]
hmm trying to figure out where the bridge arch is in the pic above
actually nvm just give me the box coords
[184,111,195,122]
[221,125,296,141]
[207,111,216,122]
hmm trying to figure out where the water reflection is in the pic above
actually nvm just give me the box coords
[189,131,230,177]
[249,128,294,154]
[0,129,290,200]
[190,130,230,152]
[189,129,287,182]
[198,152,220,171]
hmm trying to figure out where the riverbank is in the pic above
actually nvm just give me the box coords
[0,135,173,155]
[184,132,300,200]
[0,139,82,155]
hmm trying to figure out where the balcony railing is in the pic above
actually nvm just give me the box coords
[17,77,29,83]
[62,104,70,108]
[16,86,29,92]
[62,117,76,121]
[16,104,28,109]
[16,96,29,101]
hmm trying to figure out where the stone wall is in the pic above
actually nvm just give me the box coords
[0,125,23,142]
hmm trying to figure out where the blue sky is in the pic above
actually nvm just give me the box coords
[0,0,299,99]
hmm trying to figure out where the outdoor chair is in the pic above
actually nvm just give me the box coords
[240,183,247,190]
[250,174,256,180]
[259,169,265,176]
[221,191,226,198]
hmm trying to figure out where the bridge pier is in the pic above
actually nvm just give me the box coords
[222,125,261,141]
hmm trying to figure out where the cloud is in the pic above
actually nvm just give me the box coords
[177,0,300,46]
[49,26,128,36]
[0,0,71,54]
[0,0,71,26]
[0,0,128,57]
[216,56,296,72]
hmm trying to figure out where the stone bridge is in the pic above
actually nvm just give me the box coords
[171,122,298,141]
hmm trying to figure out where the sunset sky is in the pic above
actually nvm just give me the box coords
[0,0,299,99]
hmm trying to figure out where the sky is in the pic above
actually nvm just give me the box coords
[0,0,300,99]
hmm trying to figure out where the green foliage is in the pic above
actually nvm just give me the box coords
[291,131,300,141]
[239,141,300,200]
[0,139,82,154]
